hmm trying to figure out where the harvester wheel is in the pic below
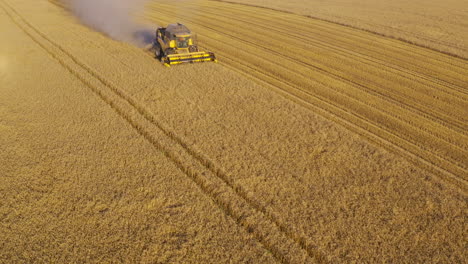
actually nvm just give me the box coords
[157,48,164,59]
[153,43,162,59]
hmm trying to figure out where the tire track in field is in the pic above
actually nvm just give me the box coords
[0,1,324,262]
[207,1,468,74]
[205,1,468,80]
[213,4,468,98]
[188,3,468,102]
[47,16,316,186]
[149,3,468,128]
[220,52,468,193]
[149,7,468,148]
[146,1,468,190]
[151,2,468,141]
[147,6,468,159]
[212,0,468,62]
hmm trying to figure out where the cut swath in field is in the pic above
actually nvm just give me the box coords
[213,0,468,59]
[2,0,467,262]
[145,0,468,189]
[0,1,321,262]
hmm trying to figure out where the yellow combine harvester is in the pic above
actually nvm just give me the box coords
[153,23,217,67]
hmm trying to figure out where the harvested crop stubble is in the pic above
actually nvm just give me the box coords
[145,0,467,190]
[1,0,467,263]
[217,0,468,59]
[0,1,277,263]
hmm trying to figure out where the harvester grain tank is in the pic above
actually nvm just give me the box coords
[153,23,217,67]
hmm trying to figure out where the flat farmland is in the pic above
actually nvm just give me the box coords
[218,0,468,58]
[1,0,467,263]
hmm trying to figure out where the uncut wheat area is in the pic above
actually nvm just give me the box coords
[0,0,466,263]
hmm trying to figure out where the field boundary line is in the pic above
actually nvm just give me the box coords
[0,1,326,262]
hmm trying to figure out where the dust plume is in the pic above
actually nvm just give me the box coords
[66,0,156,47]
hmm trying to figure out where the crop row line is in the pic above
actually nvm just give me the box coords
[180,3,468,99]
[46,3,324,226]
[200,1,468,90]
[210,0,468,67]
[151,8,466,145]
[147,9,468,171]
[214,52,468,194]
[54,18,316,192]
[148,5,468,145]
[0,1,324,262]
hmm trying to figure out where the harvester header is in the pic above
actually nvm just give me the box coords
[153,23,217,67]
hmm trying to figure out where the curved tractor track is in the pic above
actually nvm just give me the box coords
[0,0,319,262]
[2,0,467,263]
[146,0,468,189]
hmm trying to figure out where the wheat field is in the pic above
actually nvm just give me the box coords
[220,0,468,59]
[0,0,467,263]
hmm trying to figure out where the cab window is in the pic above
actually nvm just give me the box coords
[177,37,190,48]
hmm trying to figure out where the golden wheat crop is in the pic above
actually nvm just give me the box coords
[1,0,466,263]
[218,0,468,59]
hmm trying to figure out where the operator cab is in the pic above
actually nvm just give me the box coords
[167,23,191,44]
[154,23,216,66]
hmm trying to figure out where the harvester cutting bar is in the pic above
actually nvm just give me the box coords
[163,52,217,67]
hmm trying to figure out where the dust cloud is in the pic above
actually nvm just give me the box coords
[67,0,156,47]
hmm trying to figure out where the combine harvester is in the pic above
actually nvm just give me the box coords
[153,23,217,67]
